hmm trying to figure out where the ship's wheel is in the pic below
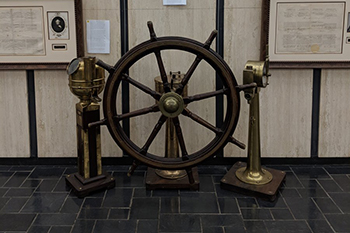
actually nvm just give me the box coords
[103,22,247,170]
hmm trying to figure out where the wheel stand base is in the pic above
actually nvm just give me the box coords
[66,172,115,198]
[146,167,200,191]
[220,162,286,201]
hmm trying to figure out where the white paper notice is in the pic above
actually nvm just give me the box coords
[86,20,110,54]
[163,0,186,6]
[275,3,344,54]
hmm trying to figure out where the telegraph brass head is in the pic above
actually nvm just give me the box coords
[67,57,105,102]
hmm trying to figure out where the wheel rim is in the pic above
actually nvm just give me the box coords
[103,36,240,169]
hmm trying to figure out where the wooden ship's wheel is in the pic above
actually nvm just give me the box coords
[102,22,248,172]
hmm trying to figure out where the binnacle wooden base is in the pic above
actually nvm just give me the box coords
[146,167,200,191]
[220,162,286,201]
[66,172,115,198]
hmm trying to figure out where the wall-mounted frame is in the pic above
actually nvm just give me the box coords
[0,0,83,70]
[261,0,350,68]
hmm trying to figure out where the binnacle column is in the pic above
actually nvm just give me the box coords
[65,57,115,197]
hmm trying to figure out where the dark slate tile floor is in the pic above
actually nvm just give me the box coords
[0,164,349,232]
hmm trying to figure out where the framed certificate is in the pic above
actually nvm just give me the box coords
[261,0,350,68]
[0,0,83,70]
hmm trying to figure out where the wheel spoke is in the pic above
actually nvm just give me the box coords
[115,104,159,121]
[172,117,189,160]
[175,56,202,95]
[154,51,171,93]
[182,108,223,135]
[183,88,228,104]
[122,73,161,100]
[140,115,168,155]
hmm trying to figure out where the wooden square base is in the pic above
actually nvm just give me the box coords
[66,172,115,198]
[146,167,200,191]
[220,161,286,201]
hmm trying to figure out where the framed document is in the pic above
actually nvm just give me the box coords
[0,0,83,70]
[262,0,350,68]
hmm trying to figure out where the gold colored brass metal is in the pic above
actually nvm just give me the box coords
[235,59,272,185]
[68,57,105,179]
[158,92,184,118]
[154,72,187,180]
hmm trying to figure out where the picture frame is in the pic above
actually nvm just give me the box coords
[0,0,83,70]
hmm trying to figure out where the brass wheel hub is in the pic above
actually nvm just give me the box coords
[159,92,184,118]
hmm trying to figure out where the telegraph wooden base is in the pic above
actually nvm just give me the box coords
[66,172,115,198]
[146,167,200,191]
[220,161,286,201]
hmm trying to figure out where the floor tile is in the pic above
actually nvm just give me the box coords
[292,167,330,179]
[4,188,35,197]
[115,173,145,187]
[22,193,68,213]
[83,198,103,208]
[102,188,133,208]
[130,197,159,219]
[0,197,27,212]
[0,166,11,171]
[307,220,334,233]
[161,197,179,213]
[329,193,350,213]
[198,166,227,175]
[332,175,350,192]
[313,198,342,214]
[36,179,59,192]
[71,219,95,233]
[282,172,303,188]
[53,177,71,192]
[27,226,50,233]
[0,213,36,231]
[137,219,158,233]
[324,166,350,174]
[300,179,322,189]
[3,172,30,187]
[241,208,273,220]
[203,227,224,233]
[318,179,343,193]
[79,208,109,219]
[60,197,84,213]
[154,189,179,197]
[215,184,247,198]
[133,187,152,197]
[297,187,328,198]
[0,198,10,210]
[9,166,35,172]
[160,214,201,232]
[0,172,14,186]
[284,197,324,220]
[264,220,311,233]
[21,179,41,188]
[200,215,244,228]
[280,188,301,198]
[244,220,268,233]
[180,193,219,213]
[0,188,8,197]
[49,226,72,233]
[212,175,223,184]
[237,198,258,208]
[325,214,350,232]
[94,220,137,233]
[257,196,286,208]
[29,167,65,179]
[108,209,129,219]
[199,175,215,192]
[218,198,239,213]
[33,213,76,226]
[270,209,294,220]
